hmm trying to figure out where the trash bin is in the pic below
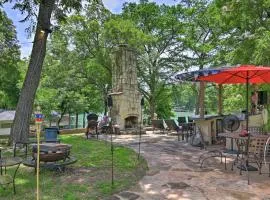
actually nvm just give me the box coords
[44,127,60,143]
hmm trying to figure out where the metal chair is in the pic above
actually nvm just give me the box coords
[164,119,182,140]
[0,149,22,194]
[178,117,191,141]
[151,119,166,134]
[248,126,265,135]
[197,126,227,170]
[238,136,270,184]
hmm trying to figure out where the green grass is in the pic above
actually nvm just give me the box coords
[0,135,148,200]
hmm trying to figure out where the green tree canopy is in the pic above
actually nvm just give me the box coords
[0,9,20,108]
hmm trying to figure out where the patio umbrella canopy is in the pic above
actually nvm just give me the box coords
[175,68,227,82]
[197,64,270,153]
[198,65,270,84]
[175,67,229,116]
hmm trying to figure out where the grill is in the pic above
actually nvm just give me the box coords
[87,113,98,122]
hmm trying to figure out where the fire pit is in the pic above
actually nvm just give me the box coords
[23,143,76,171]
[32,143,71,162]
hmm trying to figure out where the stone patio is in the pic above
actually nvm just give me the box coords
[103,132,270,200]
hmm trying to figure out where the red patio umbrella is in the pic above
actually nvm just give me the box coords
[198,64,270,154]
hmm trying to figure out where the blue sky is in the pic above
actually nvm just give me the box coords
[2,0,179,58]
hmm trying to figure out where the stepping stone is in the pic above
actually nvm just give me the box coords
[171,168,192,172]
[160,165,171,170]
[119,191,140,200]
[166,182,191,189]
[146,169,160,176]
[105,196,120,200]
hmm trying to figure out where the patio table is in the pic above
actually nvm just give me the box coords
[219,132,269,171]
[219,132,239,154]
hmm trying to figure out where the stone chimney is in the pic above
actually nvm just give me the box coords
[110,45,142,130]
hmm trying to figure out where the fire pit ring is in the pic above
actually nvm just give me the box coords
[32,143,71,162]
[23,143,76,171]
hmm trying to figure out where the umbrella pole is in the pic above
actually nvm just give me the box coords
[246,75,250,153]
[238,74,257,174]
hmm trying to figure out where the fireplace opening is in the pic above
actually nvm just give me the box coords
[125,116,138,129]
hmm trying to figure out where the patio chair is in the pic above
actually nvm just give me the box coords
[0,149,22,194]
[152,119,166,134]
[238,136,270,184]
[178,117,191,141]
[248,126,264,135]
[164,120,182,140]
[197,126,227,170]
[44,127,60,143]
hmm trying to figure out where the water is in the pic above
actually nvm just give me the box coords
[69,113,103,128]
[172,111,194,122]
[69,113,86,129]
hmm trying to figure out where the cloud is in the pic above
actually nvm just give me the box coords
[103,0,138,13]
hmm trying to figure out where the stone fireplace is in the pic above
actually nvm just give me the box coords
[110,45,142,130]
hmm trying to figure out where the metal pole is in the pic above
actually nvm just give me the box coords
[109,106,114,186]
[246,74,250,153]
[36,123,40,200]
[138,106,143,160]
[35,109,43,200]
[0,148,2,175]
[138,97,144,160]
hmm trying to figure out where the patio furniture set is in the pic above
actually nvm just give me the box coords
[199,128,270,185]
[152,117,195,142]
[0,127,77,194]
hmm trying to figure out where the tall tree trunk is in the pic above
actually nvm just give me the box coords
[57,114,63,128]
[10,0,55,143]
[104,96,108,116]
[149,96,155,120]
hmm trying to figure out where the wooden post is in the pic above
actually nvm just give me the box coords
[218,84,223,115]
[199,82,205,119]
